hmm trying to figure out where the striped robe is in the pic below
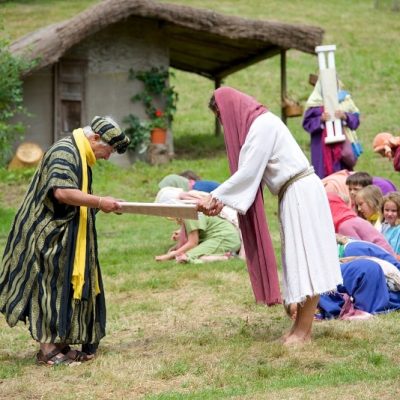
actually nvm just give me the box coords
[0,137,106,344]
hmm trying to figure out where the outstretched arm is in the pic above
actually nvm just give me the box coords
[53,188,121,213]
[155,230,199,261]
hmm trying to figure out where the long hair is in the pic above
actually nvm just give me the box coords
[355,185,383,216]
[381,192,400,225]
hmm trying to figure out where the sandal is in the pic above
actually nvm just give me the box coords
[61,345,94,362]
[36,349,73,366]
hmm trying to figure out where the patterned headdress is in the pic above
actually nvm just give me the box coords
[90,116,130,154]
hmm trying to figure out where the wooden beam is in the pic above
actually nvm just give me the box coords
[280,49,287,125]
[213,46,281,78]
[170,61,214,79]
[168,30,257,59]
[214,77,222,136]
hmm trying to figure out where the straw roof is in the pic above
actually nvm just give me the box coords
[10,0,323,79]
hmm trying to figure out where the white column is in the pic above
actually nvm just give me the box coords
[315,45,346,144]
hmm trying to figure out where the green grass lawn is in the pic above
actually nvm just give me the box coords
[1,0,400,399]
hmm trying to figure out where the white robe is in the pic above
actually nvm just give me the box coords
[212,112,342,304]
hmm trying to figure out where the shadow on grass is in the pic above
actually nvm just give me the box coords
[174,133,226,159]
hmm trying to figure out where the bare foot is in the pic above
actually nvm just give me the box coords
[176,253,188,263]
[280,325,298,343]
[282,295,320,346]
[282,331,311,347]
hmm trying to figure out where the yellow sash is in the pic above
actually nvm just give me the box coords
[72,129,99,300]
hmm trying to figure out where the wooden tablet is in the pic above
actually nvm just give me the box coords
[117,202,198,220]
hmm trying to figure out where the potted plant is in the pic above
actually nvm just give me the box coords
[124,67,178,150]
[149,108,168,144]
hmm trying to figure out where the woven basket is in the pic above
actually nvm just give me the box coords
[284,104,303,118]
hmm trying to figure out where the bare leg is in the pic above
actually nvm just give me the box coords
[155,252,175,261]
[198,254,231,262]
[282,295,319,346]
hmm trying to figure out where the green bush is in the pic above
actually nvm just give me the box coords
[123,114,152,153]
[0,33,31,167]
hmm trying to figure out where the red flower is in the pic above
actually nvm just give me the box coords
[155,109,164,117]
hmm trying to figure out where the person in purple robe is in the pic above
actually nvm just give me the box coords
[302,79,361,179]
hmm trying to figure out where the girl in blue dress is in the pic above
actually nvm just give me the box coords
[380,192,400,257]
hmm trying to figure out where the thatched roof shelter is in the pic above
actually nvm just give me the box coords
[10,0,323,127]
[11,0,323,78]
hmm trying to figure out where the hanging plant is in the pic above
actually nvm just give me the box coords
[123,114,151,154]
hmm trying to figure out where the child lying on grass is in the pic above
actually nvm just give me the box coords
[154,187,243,264]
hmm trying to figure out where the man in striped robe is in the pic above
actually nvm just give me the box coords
[0,116,130,365]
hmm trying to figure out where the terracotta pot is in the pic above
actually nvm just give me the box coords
[151,128,167,144]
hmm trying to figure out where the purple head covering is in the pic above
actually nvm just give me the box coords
[372,177,397,195]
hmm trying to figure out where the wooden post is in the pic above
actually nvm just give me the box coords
[280,50,287,125]
[215,77,222,136]
[52,64,58,142]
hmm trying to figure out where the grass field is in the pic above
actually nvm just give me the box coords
[1,1,400,399]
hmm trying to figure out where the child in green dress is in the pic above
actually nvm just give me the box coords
[154,187,242,263]
[155,213,241,264]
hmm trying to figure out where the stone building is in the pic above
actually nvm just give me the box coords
[9,0,323,164]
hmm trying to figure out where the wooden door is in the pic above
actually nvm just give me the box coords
[54,59,87,140]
